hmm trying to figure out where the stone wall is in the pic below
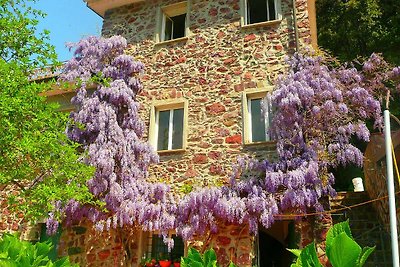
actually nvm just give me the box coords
[0,185,25,234]
[56,220,254,266]
[188,223,254,266]
[2,0,317,266]
[331,192,393,267]
[58,221,142,267]
[62,0,314,266]
[101,0,313,188]
[364,131,400,234]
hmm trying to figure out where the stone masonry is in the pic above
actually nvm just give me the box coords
[63,0,316,266]
[1,0,320,266]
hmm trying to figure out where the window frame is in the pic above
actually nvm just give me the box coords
[155,1,191,43]
[143,232,186,260]
[140,231,187,263]
[149,99,188,154]
[240,0,282,28]
[242,88,274,145]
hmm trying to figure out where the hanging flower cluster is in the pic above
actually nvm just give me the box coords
[52,36,398,242]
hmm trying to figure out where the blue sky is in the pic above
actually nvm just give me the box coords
[33,0,103,62]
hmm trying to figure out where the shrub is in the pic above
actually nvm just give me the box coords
[181,248,236,267]
[289,220,375,267]
[0,234,78,267]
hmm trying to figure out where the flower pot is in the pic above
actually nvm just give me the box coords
[159,260,171,267]
[145,263,155,267]
[173,262,180,267]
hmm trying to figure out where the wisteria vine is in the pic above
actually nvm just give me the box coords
[49,36,399,246]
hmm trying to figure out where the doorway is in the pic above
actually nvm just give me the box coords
[256,221,295,267]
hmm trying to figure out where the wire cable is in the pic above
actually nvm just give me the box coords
[274,191,400,218]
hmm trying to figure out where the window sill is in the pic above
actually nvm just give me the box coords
[157,148,186,155]
[155,36,189,46]
[241,19,282,30]
[243,140,277,147]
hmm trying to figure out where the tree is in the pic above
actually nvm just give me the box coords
[0,0,94,226]
[316,0,400,65]
[0,0,56,69]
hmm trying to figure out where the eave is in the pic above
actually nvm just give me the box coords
[85,0,145,17]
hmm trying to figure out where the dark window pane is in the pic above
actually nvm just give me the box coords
[268,0,276,20]
[151,235,184,261]
[172,14,186,39]
[172,108,184,149]
[171,235,184,261]
[157,110,170,150]
[248,0,267,24]
[250,98,266,142]
[164,16,173,41]
[151,235,168,259]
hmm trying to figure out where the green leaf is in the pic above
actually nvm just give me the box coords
[287,248,302,257]
[35,242,51,257]
[326,220,352,249]
[187,248,203,263]
[203,248,217,266]
[294,253,303,267]
[0,258,18,267]
[54,257,78,267]
[300,242,322,267]
[327,232,361,267]
[356,246,376,267]
[228,261,237,267]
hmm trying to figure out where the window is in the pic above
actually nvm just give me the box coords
[242,90,273,144]
[242,0,281,25]
[157,2,189,42]
[149,99,188,152]
[144,234,185,261]
[156,108,184,150]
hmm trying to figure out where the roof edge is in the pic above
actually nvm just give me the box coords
[85,0,145,17]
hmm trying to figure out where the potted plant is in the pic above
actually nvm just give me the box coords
[173,258,181,267]
[140,256,157,267]
[158,253,171,267]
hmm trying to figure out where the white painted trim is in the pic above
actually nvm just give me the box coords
[149,99,188,152]
[157,1,188,43]
[241,0,282,26]
[168,110,174,150]
[247,97,253,143]
[242,87,274,144]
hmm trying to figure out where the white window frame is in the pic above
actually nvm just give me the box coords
[156,1,191,43]
[241,0,282,27]
[149,99,188,153]
[242,88,274,144]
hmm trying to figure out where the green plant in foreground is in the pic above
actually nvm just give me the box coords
[0,234,78,267]
[289,220,375,267]
[181,248,236,267]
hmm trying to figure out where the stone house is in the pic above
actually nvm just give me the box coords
[54,0,319,266]
[1,0,398,266]
[2,0,324,266]
[3,0,318,266]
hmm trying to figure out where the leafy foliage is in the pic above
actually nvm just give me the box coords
[289,220,375,267]
[181,248,236,267]
[0,0,95,224]
[316,0,400,65]
[0,233,78,267]
[0,0,57,69]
